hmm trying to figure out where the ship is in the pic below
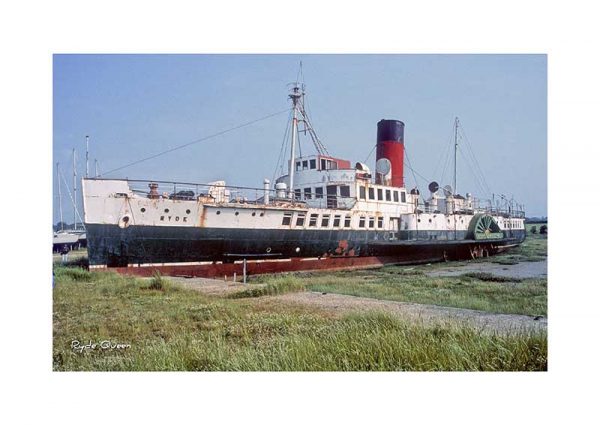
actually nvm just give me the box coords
[82,84,526,276]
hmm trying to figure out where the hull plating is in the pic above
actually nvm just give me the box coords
[86,223,526,268]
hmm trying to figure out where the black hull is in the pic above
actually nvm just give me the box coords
[86,224,526,267]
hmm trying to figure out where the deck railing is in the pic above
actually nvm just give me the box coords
[87,178,525,218]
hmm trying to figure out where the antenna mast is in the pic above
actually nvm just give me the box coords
[288,85,301,198]
[72,148,77,230]
[453,117,459,195]
[57,162,64,231]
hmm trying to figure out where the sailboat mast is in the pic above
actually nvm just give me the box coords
[72,148,77,230]
[85,135,90,178]
[57,162,64,231]
[288,85,301,198]
[453,117,459,195]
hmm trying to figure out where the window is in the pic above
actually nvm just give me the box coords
[333,215,341,227]
[377,188,383,200]
[339,185,350,198]
[296,161,301,171]
[369,217,375,228]
[393,191,399,202]
[321,214,330,227]
[401,192,406,203]
[309,159,316,169]
[282,213,292,226]
[304,187,312,200]
[326,185,338,208]
[315,187,324,199]
[344,215,351,228]
[327,160,338,170]
[377,217,384,228]
[359,217,366,228]
[296,213,306,227]
[368,187,375,200]
[309,214,318,227]
[320,158,326,170]
[359,186,366,200]
[385,190,391,201]
[302,160,308,170]
[294,189,301,200]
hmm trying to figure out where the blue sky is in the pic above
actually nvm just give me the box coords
[53,54,547,221]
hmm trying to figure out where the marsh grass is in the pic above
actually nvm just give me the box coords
[230,275,305,298]
[53,266,546,371]
[462,272,522,283]
[280,270,547,316]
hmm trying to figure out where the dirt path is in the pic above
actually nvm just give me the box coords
[170,276,546,334]
[270,291,547,334]
[168,276,259,296]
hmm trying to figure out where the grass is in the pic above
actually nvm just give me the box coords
[487,226,547,264]
[53,266,546,371]
[229,275,305,299]
[274,269,547,317]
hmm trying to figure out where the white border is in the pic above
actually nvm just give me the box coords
[3,1,599,424]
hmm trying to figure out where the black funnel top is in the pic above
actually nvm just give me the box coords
[377,119,405,143]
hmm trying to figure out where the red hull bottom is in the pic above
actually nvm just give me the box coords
[97,256,433,279]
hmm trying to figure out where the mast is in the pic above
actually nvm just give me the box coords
[453,117,458,195]
[72,148,77,230]
[454,117,458,194]
[95,159,99,177]
[57,162,64,231]
[288,85,301,198]
[85,135,89,178]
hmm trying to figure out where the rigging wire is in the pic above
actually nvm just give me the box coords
[100,108,292,177]
[439,122,457,187]
[272,108,293,183]
[58,168,86,229]
[433,122,457,181]
[363,144,377,164]
[457,146,488,196]
[404,147,429,203]
[457,125,492,196]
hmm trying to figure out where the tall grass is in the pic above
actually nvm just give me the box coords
[53,267,547,371]
[230,275,305,298]
[273,270,547,316]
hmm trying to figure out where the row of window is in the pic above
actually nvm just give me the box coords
[282,212,352,228]
[293,185,351,201]
[504,221,522,229]
[359,186,406,203]
[294,158,339,172]
[281,212,385,229]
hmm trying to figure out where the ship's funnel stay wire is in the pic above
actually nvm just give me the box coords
[100,108,291,177]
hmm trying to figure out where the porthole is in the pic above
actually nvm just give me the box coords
[164,208,169,213]
[260,212,264,217]
[141,208,146,213]
[266,247,272,253]
[429,219,432,223]
[186,209,190,214]
[252,212,256,217]
[216,211,221,215]
[418,219,421,223]
[235,211,239,216]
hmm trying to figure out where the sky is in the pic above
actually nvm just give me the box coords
[53,54,547,222]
